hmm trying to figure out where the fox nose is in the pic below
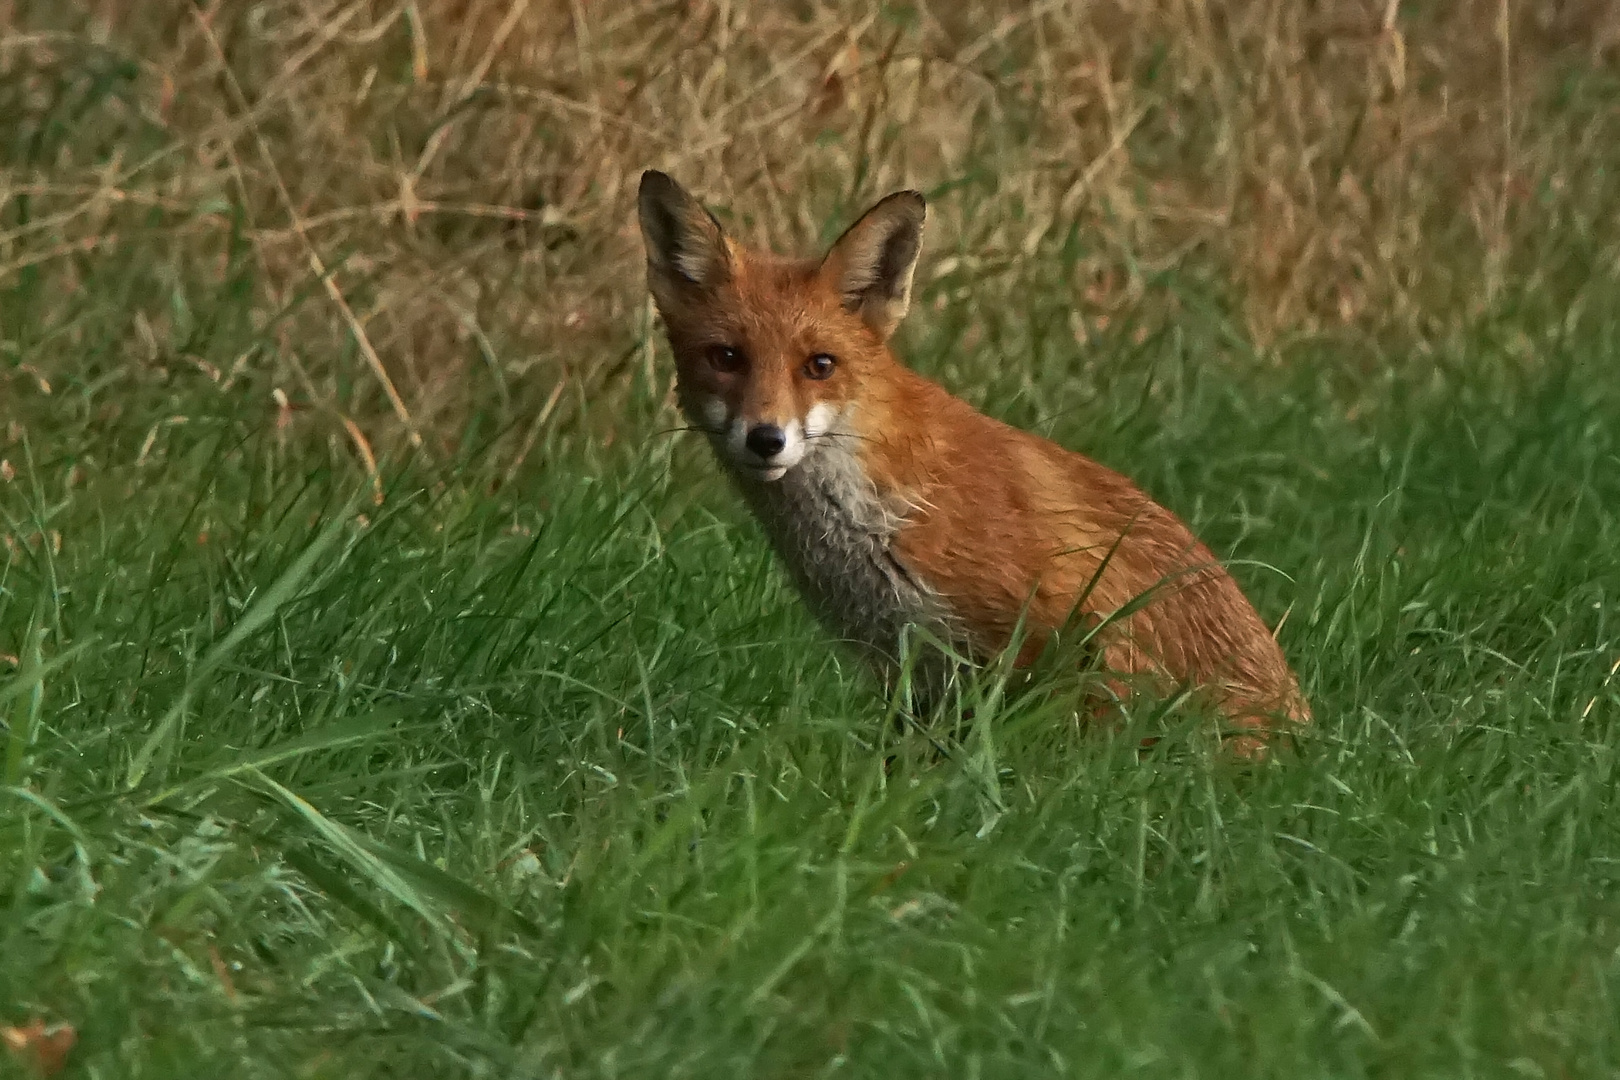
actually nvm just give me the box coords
[745,424,787,459]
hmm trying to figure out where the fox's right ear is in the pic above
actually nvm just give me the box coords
[638,171,730,294]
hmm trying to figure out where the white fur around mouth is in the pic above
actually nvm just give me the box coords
[726,416,805,479]
[804,402,837,439]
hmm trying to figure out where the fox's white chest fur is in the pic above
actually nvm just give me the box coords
[721,435,949,673]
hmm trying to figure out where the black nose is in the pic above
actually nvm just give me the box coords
[745,424,787,459]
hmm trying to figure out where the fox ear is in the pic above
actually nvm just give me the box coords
[638,171,730,295]
[820,191,926,340]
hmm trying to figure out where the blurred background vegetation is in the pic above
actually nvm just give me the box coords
[5,0,1620,456]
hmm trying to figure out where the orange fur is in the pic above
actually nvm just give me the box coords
[638,172,1309,744]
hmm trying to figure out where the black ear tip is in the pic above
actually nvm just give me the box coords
[639,170,680,201]
[886,189,927,221]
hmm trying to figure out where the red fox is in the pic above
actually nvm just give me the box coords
[637,170,1310,744]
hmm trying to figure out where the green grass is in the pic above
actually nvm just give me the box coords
[5,248,1620,1077]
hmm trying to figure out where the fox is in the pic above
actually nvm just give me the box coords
[636,170,1310,745]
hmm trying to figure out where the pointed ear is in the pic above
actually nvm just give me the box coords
[819,191,926,339]
[638,170,730,294]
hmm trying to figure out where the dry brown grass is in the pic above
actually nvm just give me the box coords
[4,0,1620,454]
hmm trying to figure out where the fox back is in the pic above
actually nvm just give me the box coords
[637,171,1309,737]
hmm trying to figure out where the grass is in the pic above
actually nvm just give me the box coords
[5,2,1620,1076]
[4,279,1620,1075]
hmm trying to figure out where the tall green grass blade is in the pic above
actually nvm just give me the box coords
[244,767,448,932]
[126,505,358,789]
[140,710,412,807]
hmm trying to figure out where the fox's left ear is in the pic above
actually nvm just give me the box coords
[820,190,926,340]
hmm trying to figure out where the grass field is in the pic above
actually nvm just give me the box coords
[6,3,1620,1077]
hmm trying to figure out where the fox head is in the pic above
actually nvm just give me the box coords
[637,170,926,481]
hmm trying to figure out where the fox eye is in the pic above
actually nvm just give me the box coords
[707,345,745,373]
[804,353,837,380]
